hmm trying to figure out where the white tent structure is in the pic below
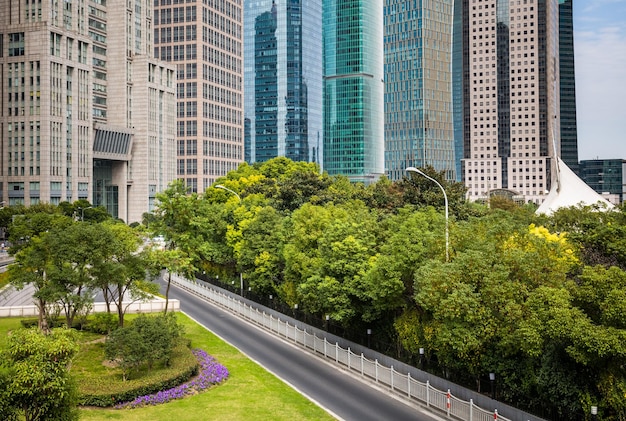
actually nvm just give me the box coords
[536,156,615,215]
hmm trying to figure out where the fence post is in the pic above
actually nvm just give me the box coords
[391,366,394,391]
[469,399,473,421]
[375,359,379,383]
[348,347,351,370]
[336,342,339,364]
[447,389,451,417]
[408,372,411,398]
[426,380,430,407]
[361,353,364,376]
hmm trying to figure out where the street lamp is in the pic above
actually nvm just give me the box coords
[367,328,372,348]
[78,206,93,222]
[215,184,241,202]
[406,167,449,262]
[591,406,598,421]
[489,372,496,399]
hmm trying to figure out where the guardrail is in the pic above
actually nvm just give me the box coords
[172,274,511,421]
[0,299,180,318]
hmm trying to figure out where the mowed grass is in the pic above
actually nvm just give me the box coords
[0,314,336,421]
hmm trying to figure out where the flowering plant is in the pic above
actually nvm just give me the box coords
[116,349,229,409]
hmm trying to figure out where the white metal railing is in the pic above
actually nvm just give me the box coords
[172,274,510,421]
[0,299,180,318]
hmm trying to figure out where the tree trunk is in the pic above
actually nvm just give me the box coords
[164,271,172,313]
[38,297,49,334]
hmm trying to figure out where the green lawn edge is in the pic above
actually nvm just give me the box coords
[0,314,336,421]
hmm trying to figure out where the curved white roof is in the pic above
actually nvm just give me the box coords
[535,157,614,215]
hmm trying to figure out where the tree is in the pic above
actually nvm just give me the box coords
[44,223,114,327]
[150,247,194,313]
[238,206,287,295]
[9,234,56,333]
[93,221,155,327]
[546,205,626,269]
[105,313,183,379]
[1,328,79,421]
[286,201,383,327]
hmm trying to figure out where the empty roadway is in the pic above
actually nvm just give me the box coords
[164,278,445,421]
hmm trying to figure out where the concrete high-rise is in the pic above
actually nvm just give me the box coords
[460,0,561,204]
[154,0,244,193]
[323,0,384,184]
[244,0,323,166]
[384,0,456,182]
[558,0,579,174]
[1,0,177,223]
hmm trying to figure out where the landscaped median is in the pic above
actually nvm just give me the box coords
[0,313,336,421]
[75,341,208,407]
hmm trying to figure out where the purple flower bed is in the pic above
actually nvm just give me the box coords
[116,349,229,409]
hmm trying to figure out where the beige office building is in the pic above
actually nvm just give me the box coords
[461,0,560,204]
[0,0,176,223]
[153,0,244,193]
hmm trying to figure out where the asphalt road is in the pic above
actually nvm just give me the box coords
[164,280,444,421]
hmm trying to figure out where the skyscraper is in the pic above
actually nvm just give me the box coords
[384,0,456,182]
[154,0,244,193]
[0,0,177,223]
[460,0,561,204]
[244,0,323,166]
[323,0,384,184]
[558,0,579,174]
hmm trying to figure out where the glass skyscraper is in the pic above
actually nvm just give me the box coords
[323,0,384,183]
[244,0,323,166]
[558,0,579,174]
[384,0,456,182]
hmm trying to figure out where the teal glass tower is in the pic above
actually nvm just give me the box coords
[323,0,384,183]
[384,0,456,182]
[244,0,324,165]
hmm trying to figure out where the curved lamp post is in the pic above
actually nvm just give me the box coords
[78,206,93,222]
[214,184,243,294]
[406,167,449,262]
[215,184,241,202]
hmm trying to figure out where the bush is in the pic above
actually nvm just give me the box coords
[104,313,183,379]
[19,317,68,329]
[84,313,118,335]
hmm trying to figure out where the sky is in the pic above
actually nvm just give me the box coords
[574,0,626,160]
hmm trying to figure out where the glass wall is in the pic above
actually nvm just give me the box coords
[244,0,323,166]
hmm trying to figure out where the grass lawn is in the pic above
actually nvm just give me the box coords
[0,314,336,421]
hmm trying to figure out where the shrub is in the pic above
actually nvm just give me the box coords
[84,313,118,335]
[104,313,183,378]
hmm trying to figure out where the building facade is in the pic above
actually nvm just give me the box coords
[0,0,177,223]
[459,0,561,204]
[558,0,578,174]
[154,0,244,193]
[244,0,323,166]
[323,0,384,184]
[580,159,626,204]
[384,0,456,182]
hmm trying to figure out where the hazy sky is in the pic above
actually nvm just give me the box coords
[574,0,626,160]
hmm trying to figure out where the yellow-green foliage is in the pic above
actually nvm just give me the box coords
[0,272,9,289]
[501,223,579,287]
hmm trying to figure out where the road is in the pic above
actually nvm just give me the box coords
[164,280,444,421]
